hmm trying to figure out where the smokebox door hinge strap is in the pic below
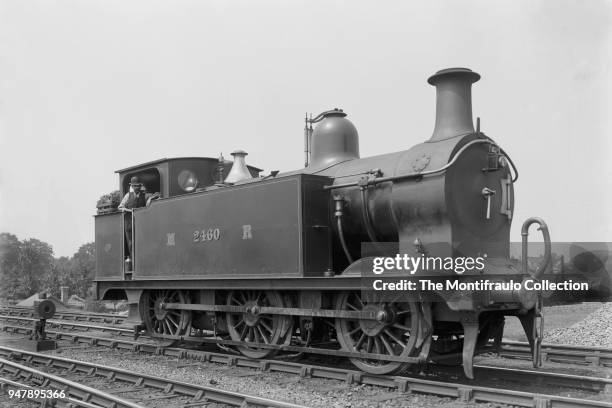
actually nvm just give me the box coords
[499,175,513,220]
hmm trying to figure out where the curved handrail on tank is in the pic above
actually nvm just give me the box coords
[324,138,517,190]
[521,217,551,281]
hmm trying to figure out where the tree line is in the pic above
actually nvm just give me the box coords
[0,233,95,302]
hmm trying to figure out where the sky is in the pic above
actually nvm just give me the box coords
[0,0,611,257]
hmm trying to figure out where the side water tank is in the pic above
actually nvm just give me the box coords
[309,109,359,168]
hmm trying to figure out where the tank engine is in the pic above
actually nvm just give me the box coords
[94,68,551,378]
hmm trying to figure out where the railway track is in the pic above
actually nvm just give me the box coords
[0,345,308,408]
[5,306,612,366]
[0,376,118,408]
[2,310,612,368]
[1,321,611,407]
[0,307,125,325]
[0,354,142,408]
[495,340,612,367]
[0,315,133,337]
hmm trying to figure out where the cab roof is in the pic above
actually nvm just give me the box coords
[115,157,262,174]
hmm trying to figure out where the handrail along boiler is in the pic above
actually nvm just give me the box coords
[94,68,551,378]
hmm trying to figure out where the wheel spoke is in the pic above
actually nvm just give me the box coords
[260,320,273,334]
[354,293,365,308]
[251,326,260,342]
[355,333,367,350]
[366,337,373,353]
[247,327,255,342]
[239,325,248,341]
[230,293,243,306]
[383,328,406,348]
[256,326,270,344]
[167,316,179,329]
[346,302,359,311]
[374,337,382,354]
[379,333,395,355]
[392,323,412,331]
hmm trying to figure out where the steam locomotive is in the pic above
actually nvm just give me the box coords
[94,68,551,378]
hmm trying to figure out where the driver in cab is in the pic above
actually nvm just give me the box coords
[118,176,159,211]
[118,176,159,269]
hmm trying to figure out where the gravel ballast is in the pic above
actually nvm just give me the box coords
[544,302,612,347]
[38,346,510,408]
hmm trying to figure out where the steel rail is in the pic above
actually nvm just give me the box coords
[471,365,612,393]
[3,313,612,368]
[0,376,105,408]
[0,356,144,408]
[0,315,133,336]
[2,324,611,408]
[29,307,611,367]
[0,307,125,324]
[2,313,612,367]
[2,321,422,364]
[495,340,612,367]
[1,306,121,318]
[9,306,612,366]
[0,346,307,408]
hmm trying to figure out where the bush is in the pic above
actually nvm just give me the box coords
[96,190,122,213]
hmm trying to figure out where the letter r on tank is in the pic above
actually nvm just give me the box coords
[242,225,253,240]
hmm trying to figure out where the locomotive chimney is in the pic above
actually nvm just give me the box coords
[427,68,480,142]
[224,150,252,184]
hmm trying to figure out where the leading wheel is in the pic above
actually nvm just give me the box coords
[142,290,191,337]
[226,290,291,359]
[334,291,419,375]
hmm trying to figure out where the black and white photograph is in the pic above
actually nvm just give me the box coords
[0,1,611,407]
